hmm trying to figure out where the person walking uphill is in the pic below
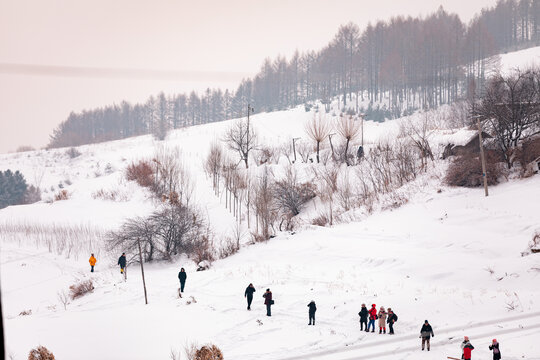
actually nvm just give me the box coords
[89,253,97,272]
[489,339,501,360]
[118,253,126,274]
[263,289,273,316]
[461,336,475,360]
[420,320,434,351]
[358,304,368,331]
[386,308,397,334]
[308,300,317,325]
[244,283,256,310]
[378,306,387,334]
[178,268,187,293]
[367,304,377,332]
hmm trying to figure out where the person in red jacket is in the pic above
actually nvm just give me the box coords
[367,304,377,332]
[461,336,475,360]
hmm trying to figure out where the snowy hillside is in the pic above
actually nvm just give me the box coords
[1,46,540,360]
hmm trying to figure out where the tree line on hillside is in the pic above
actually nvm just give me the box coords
[48,1,540,148]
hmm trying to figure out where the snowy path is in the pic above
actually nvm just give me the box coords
[279,312,540,360]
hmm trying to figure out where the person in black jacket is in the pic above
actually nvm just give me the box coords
[386,308,397,334]
[118,253,126,274]
[178,268,187,292]
[358,304,368,331]
[420,320,434,351]
[308,300,317,325]
[263,289,273,316]
[244,283,256,310]
[489,339,501,360]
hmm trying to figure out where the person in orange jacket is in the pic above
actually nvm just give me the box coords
[89,253,97,272]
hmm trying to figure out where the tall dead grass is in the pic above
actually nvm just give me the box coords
[0,221,105,259]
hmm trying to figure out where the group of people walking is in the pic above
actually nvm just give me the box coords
[89,255,504,358]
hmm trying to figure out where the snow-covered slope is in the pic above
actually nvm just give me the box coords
[1,46,540,360]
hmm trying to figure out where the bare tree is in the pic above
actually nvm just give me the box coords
[477,68,540,168]
[336,114,361,165]
[252,167,277,240]
[296,141,312,163]
[57,290,70,310]
[400,113,435,170]
[224,119,257,168]
[108,203,206,261]
[204,143,223,195]
[274,166,316,227]
[305,113,331,163]
[313,165,339,225]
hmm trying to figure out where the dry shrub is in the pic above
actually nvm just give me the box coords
[445,152,502,187]
[381,192,409,211]
[312,213,330,227]
[28,346,55,360]
[126,160,154,188]
[65,147,81,159]
[192,234,215,264]
[256,146,279,165]
[16,145,35,153]
[218,237,240,259]
[195,345,224,360]
[69,279,94,299]
[54,189,69,201]
[515,137,540,177]
[530,231,540,253]
[92,188,129,202]
[251,232,267,243]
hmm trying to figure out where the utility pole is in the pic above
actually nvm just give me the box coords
[360,113,365,147]
[292,137,300,163]
[137,238,148,304]
[476,116,489,197]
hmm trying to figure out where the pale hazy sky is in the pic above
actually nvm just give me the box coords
[0,0,496,153]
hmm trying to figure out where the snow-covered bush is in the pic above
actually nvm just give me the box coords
[28,345,55,360]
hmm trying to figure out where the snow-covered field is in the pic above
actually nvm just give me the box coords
[1,46,540,360]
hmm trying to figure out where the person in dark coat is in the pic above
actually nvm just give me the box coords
[367,304,377,332]
[358,303,368,331]
[178,268,187,292]
[263,289,273,316]
[461,336,474,360]
[244,283,256,310]
[308,300,317,325]
[420,320,434,351]
[489,339,501,360]
[386,308,397,334]
[118,253,126,274]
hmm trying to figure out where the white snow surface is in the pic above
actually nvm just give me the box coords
[1,46,540,360]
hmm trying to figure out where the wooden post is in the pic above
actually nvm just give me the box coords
[292,137,300,163]
[137,238,148,305]
[477,118,489,197]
